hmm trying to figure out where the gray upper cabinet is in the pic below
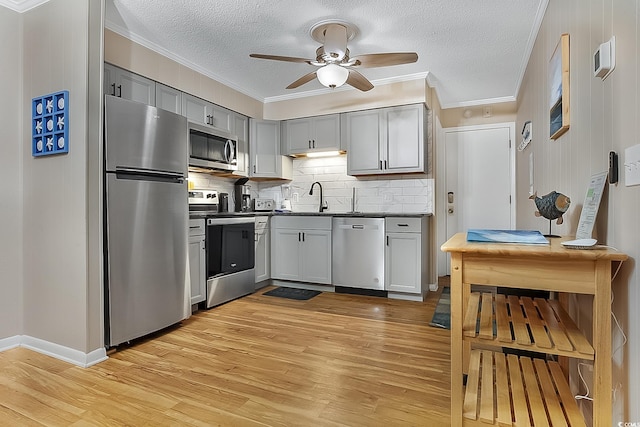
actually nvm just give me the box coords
[104,63,156,105]
[232,113,249,177]
[282,114,341,155]
[182,93,234,132]
[211,105,233,133]
[345,104,426,175]
[249,119,292,179]
[182,93,213,125]
[155,83,182,114]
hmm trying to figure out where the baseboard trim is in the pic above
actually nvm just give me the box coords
[0,335,21,352]
[1,336,108,368]
[429,283,439,292]
[387,292,424,302]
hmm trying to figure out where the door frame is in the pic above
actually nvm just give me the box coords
[435,122,516,277]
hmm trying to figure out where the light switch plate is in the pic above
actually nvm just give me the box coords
[624,144,640,186]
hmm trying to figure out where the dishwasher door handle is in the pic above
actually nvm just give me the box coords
[351,224,365,229]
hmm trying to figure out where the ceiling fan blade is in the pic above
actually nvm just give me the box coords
[323,24,348,61]
[250,53,312,64]
[286,71,318,89]
[350,52,418,68]
[346,69,374,92]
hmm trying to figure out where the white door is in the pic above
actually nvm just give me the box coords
[442,123,514,272]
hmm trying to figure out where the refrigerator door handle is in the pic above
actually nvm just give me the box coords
[114,167,185,182]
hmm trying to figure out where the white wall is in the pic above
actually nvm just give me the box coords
[516,0,640,423]
[0,7,23,341]
[21,0,103,357]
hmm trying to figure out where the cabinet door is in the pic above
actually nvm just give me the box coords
[117,69,156,105]
[155,83,182,114]
[188,235,206,304]
[285,118,312,154]
[250,119,281,178]
[385,232,421,293]
[255,230,270,284]
[233,114,249,177]
[385,105,425,173]
[104,63,118,96]
[312,114,341,150]
[301,230,332,284]
[211,104,233,132]
[104,64,155,105]
[345,110,383,175]
[271,229,301,281]
[182,93,213,125]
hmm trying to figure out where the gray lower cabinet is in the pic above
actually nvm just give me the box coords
[188,219,206,305]
[255,216,270,286]
[384,217,428,294]
[270,216,331,284]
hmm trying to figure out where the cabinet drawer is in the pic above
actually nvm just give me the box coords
[255,216,270,232]
[386,217,421,233]
[272,216,332,230]
[188,218,205,236]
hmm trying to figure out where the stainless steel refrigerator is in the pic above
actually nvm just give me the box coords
[104,95,189,347]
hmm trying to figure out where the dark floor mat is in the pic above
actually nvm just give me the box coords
[262,287,321,301]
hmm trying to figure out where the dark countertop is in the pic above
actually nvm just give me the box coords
[191,211,432,219]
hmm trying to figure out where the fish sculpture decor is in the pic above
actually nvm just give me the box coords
[529,191,571,224]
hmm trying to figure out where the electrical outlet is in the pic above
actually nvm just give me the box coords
[293,192,299,202]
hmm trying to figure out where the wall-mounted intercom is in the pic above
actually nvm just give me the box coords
[594,36,616,80]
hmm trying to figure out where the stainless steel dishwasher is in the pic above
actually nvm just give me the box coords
[332,217,385,290]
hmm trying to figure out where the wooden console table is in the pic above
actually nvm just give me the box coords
[441,233,627,427]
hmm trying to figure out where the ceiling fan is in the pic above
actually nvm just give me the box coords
[249,20,418,92]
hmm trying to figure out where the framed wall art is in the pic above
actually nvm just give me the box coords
[549,33,570,139]
[32,90,69,157]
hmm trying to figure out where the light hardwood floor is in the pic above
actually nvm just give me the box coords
[0,285,451,426]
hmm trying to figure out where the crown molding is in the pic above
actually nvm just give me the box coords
[263,72,430,103]
[0,0,48,12]
[105,21,264,103]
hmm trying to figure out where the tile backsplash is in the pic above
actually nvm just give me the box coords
[189,156,433,214]
[258,156,433,213]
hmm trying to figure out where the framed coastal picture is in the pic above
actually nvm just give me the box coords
[549,33,570,139]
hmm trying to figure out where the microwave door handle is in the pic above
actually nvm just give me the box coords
[226,140,236,164]
[230,140,236,163]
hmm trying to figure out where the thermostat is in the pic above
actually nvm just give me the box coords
[594,36,615,79]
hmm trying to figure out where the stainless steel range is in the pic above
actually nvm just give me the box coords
[189,189,255,307]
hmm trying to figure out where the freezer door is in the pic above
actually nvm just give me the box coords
[105,95,187,174]
[105,173,188,346]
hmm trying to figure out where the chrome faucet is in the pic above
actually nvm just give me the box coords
[309,182,327,212]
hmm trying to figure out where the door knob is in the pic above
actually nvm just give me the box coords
[448,208,454,214]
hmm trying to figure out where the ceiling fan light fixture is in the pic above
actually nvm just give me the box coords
[316,63,349,88]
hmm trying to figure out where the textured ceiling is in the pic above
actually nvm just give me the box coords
[5,0,548,107]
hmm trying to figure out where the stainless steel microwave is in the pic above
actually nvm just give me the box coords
[188,121,238,171]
